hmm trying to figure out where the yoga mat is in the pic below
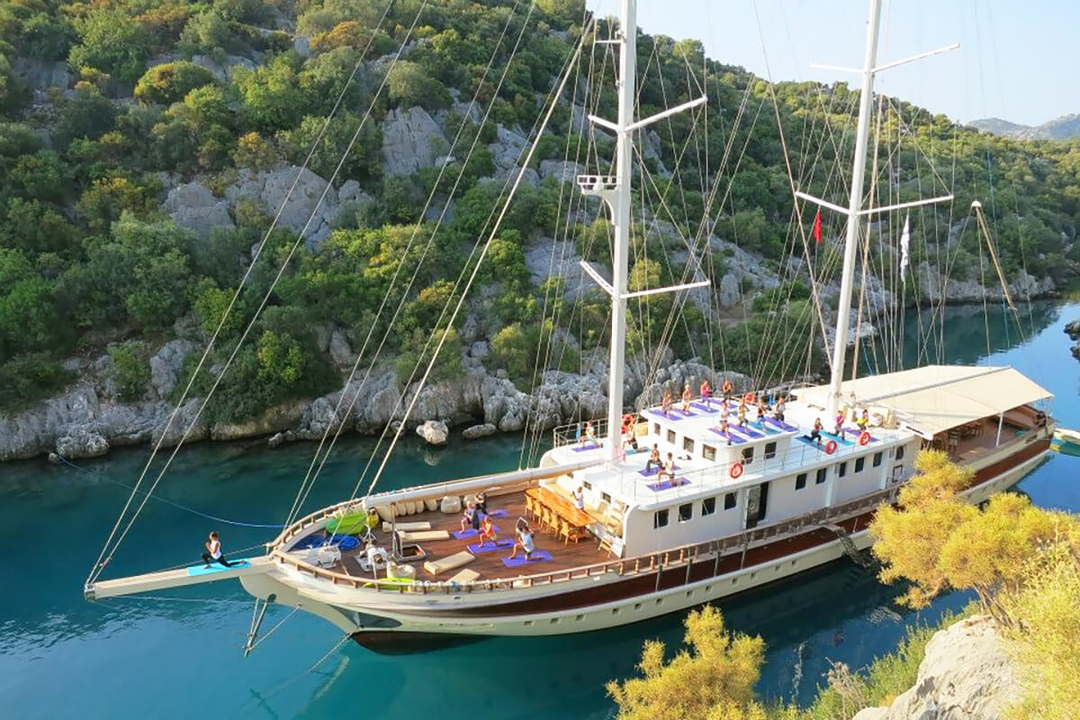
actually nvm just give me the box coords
[646,409,684,421]
[571,442,601,452]
[485,509,509,519]
[187,559,252,576]
[845,427,876,441]
[708,427,745,444]
[452,525,500,540]
[671,407,696,418]
[647,477,690,491]
[467,539,514,554]
[638,464,677,477]
[730,424,764,440]
[690,402,719,413]
[795,436,823,449]
[764,417,798,432]
[501,550,553,568]
[752,420,782,434]
[822,431,854,447]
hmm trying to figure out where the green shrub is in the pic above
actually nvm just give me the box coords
[107,342,149,401]
[0,353,73,411]
[134,61,217,105]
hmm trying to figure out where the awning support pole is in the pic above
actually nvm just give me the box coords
[995,413,1004,447]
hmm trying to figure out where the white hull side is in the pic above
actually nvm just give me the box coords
[244,447,1048,639]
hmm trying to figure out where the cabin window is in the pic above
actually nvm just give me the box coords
[702,444,716,461]
[724,492,737,510]
[678,503,693,522]
[583,480,592,490]
[683,437,695,453]
[896,445,906,460]
[654,509,669,528]
[815,468,827,484]
[601,492,611,504]
[653,422,661,436]
[667,429,676,444]
[764,441,777,460]
[873,451,883,467]
[795,473,807,490]
[855,457,865,473]
[741,446,755,464]
[702,497,716,515]
[838,462,848,478]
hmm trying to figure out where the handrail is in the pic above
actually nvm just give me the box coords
[268,484,902,595]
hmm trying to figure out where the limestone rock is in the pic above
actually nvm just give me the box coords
[488,124,529,177]
[381,107,448,177]
[539,160,584,183]
[163,182,234,241]
[12,58,71,90]
[56,431,109,459]
[328,329,354,368]
[1065,318,1080,340]
[852,615,1018,720]
[190,54,257,83]
[267,432,286,448]
[718,272,741,308]
[416,420,449,445]
[149,340,196,400]
[462,423,497,440]
[210,401,307,441]
[225,166,338,249]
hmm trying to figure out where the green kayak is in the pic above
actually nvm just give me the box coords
[325,512,376,535]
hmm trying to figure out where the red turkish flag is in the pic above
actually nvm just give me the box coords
[813,209,822,244]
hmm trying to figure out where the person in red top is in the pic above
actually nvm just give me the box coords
[700,378,712,409]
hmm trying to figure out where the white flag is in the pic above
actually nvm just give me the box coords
[899,213,911,283]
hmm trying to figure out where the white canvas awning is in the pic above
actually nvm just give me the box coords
[796,365,1052,438]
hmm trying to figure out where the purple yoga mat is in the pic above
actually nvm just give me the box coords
[485,509,509,519]
[690,402,719,413]
[451,525,500,540]
[646,409,684,422]
[764,416,798,432]
[467,539,514,553]
[708,427,745,444]
[647,477,690,491]
[731,423,764,440]
[638,464,678,477]
[845,426,875,441]
[571,442,601,452]
[501,550,553,568]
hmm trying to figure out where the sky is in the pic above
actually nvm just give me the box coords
[585,0,1078,127]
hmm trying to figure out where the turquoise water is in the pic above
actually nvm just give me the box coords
[2,301,1079,720]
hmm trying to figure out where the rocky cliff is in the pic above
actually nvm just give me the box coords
[853,615,1019,720]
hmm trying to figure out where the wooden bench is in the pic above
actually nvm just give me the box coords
[423,550,475,576]
[398,530,450,543]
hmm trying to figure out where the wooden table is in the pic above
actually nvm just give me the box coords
[527,486,592,541]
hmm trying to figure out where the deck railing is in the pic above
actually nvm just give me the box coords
[268,484,903,595]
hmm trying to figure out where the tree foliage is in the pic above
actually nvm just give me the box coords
[134,61,217,105]
[607,605,768,720]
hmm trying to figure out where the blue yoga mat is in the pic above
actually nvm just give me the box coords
[467,539,513,554]
[708,427,745,444]
[501,550,553,568]
[822,431,854,447]
[731,424,764,440]
[845,426,876,441]
[452,525,499,540]
[764,417,798,432]
[752,420,781,435]
[187,559,251,576]
[571,442,601,452]
[647,477,690,491]
[485,509,509,519]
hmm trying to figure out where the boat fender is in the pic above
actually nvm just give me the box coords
[824,440,838,455]
[743,392,755,404]
[859,432,871,446]
[729,462,744,479]
[621,413,635,433]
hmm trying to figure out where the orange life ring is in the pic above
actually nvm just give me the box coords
[743,392,755,404]
[824,440,838,455]
[621,413,635,432]
[859,431,871,446]
[729,462,744,479]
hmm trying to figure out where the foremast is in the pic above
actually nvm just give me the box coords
[579,0,708,460]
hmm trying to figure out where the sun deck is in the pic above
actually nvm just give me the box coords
[313,489,612,583]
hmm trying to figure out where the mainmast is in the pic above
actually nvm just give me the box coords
[605,0,637,460]
[826,0,883,416]
[579,0,708,460]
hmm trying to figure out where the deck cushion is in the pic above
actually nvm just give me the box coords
[423,550,475,575]
[397,529,451,543]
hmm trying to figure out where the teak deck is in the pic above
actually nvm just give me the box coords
[329,491,611,582]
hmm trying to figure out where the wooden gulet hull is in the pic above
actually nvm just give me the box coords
[239,434,1052,649]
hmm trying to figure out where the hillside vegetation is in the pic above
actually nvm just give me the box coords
[1,0,1077,420]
